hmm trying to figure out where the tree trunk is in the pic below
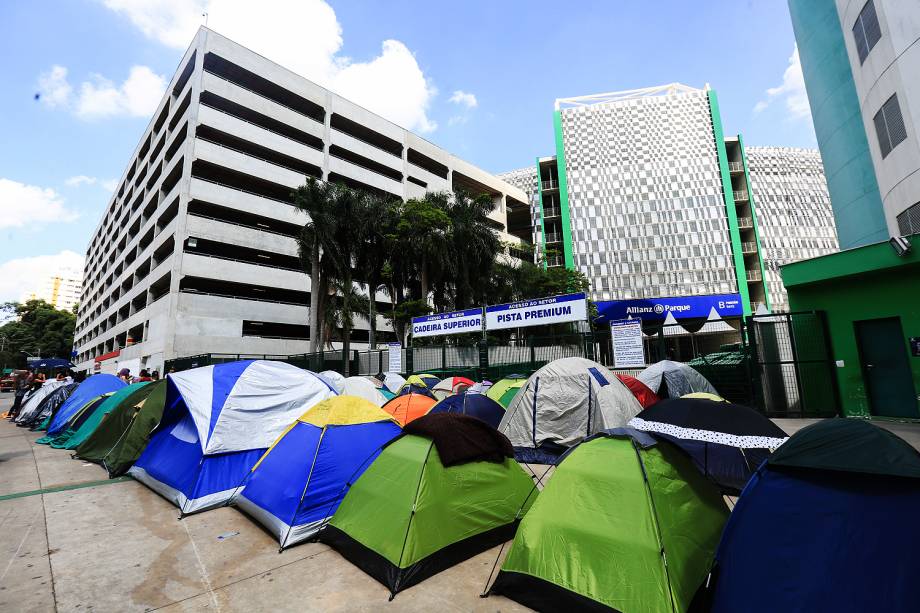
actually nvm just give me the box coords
[308,241,321,353]
[316,273,329,351]
[420,258,429,305]
[368,282,377,350]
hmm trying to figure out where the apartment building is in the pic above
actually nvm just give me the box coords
[72,27,529,375]
[27,268,83,312]
[789,0,920,245]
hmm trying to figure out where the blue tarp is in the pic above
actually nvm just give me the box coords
[46,374,125,435]
[711,466,920,612]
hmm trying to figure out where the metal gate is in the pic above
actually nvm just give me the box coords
[747,311,840,418]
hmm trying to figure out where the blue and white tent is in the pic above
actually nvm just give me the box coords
[129,360,337,515]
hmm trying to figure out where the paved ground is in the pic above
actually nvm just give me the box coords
[3,392,919,613]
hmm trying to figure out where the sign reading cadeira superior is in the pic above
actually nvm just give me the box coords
[610,319,645,368]
[411,308,483,338]
[486,292,588,331]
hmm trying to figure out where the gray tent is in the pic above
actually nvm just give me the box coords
[15,380,69,425]
[637,360,718,399]
[497,357,643,464]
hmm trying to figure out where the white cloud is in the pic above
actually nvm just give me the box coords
[0,251,85,304]
[447,115,468,127]
[0,178,79,229]
[754,45,811,120]
[36,64,167,120]
[449,90,477,109]
[76,66,166,119]
[64,176,118,192]
[101,0,437,132]
[37,65,72,108]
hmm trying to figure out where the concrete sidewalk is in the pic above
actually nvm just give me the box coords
[0,396,527,613]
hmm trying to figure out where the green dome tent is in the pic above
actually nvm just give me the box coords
[74,380,168,477]
[320,413,537,598]
[49,383,149,450]
[485,375,527,408]
[490,429,728,612]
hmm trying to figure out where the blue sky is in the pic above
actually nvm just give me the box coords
[0,0,813,302]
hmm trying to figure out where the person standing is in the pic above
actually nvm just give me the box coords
[7,372,29,419]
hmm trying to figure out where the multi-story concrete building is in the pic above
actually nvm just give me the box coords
[72,27,529,375]
[27,268,83,312]
[502,84,840,323]
[746,147,839,311]
[789,0,920,245]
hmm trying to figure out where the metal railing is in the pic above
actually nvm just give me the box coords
[746,269,762,281]
[728,161,744,172]
[741,241,758,253]
[543,206,561,218]
[541,179,558,190]
[544,232,562,243]
[546,255,564,267]
[737,216,753,229]
[733,190,749,201]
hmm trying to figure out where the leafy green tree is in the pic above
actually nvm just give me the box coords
[397,194,450,302]
[444,190,501,309]
[355,192,399,349]
[0,300,76,369]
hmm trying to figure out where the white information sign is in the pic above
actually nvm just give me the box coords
[485,292,588,331]
[411,308,483,338]
[610,319,645,368]
[387,342,402,373]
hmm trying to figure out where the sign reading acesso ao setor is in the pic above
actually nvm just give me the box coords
[486,292,588,331]
[411,308,483,338]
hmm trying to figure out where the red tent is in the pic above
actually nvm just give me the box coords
[616,374,660,409]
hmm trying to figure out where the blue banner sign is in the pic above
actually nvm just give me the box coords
[411,308,483,338]
[486,292,588,330]
[596,293,743,322]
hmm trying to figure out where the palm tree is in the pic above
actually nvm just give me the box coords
[398,193,451,303]
[445,190,501,309]
[293,177,341,353]
[355,192,398,349]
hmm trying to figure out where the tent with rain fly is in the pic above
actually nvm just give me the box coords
[36,394,112,444]
[490,428,729,612]
[430,376,474,400]
[628,397,788,494]
[485,376,526,408]
[428,392,505,429]
[319,370,346,394]
[15,381,73,427]
[75,380,168,477]
[234,396,401,549]
[46,374,125,435]
[341,377,388,406]
[129,361,336,515]
[320,413,536,598]
[498,357,643,464]
[705,419,920,613]
[396,374,440,397]
[637,360,718,399]
[381,392,437,426]
[48,383,149,449]
[614,374,659,409]
[22,383,77,430]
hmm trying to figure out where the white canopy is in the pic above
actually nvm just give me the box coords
[696,307,737,335]
[661,311,691,337]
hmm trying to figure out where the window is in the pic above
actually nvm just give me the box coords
[852,0,882,64]
[897,202,920,236]
[873,94,907,158]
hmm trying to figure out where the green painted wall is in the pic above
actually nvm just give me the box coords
[708,90,752,315]
[788,0,887,249]
[738,133,771,310]
[783,236,920,418]
[552,111,575,270]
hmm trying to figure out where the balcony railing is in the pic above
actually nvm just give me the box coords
[737,216,753,229]
[545,256,563,267]
[741,241,758,254]
[733,190,749,202]
[544,232,562,243]
[751,301,766,312]
[746,269,762,282]
[728,161,744,172]
[541,179,559,190]
[543,206,561,218]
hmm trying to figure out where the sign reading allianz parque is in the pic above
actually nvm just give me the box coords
[411,308,483,338]
[596,293,743,322]
[486,292,588,331]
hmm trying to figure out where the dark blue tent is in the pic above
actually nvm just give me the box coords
[46,374,125,435]
[428,391,505,428]
[709,419,920,613]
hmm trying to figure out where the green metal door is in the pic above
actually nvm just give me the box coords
[854,317,919,418]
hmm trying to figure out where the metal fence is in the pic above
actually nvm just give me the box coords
[163,311,840,418]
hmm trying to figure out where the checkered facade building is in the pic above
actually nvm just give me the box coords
[746,147,839,312]
[558,89,738,301]
[496,166,542,252]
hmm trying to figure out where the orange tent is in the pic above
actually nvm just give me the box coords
[381,393,437,426]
